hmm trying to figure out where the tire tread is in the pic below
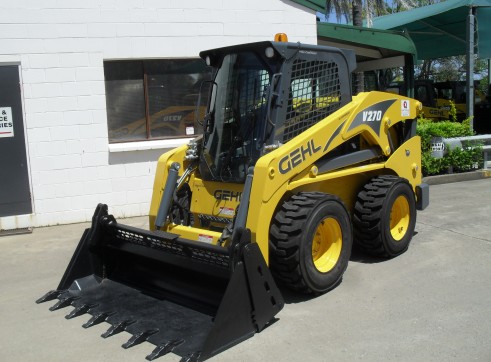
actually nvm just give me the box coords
[353,175,415,257]
[269,192,344,293]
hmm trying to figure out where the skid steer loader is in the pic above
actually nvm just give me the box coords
[37,35,429,361]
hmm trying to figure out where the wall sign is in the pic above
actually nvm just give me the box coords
[0,107,14,138]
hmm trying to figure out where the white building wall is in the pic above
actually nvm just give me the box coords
[0,0,317,228]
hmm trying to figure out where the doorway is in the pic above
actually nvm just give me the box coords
[0,65,32,217]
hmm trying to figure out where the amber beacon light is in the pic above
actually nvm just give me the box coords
[274,33,288,42]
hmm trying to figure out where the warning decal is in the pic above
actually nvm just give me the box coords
[0,107,14,138]
[401,100,410,117]
[198,234,214,244]
[219,207,235,217]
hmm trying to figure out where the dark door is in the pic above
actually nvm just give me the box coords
[0,65,32,217]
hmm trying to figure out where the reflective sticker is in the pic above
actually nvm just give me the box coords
[401,99,410,117]
[219,207,235,217]
[198,234,214,244]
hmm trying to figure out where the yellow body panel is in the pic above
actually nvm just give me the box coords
[188,177,242,220]
[149,91,423,264]
[148,144,189,230]
[384,136,422,189]
[165,224,223,245]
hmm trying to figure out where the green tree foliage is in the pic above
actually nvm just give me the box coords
[415,56,488,83]
[324,0,433,24]
[324,0,410,24]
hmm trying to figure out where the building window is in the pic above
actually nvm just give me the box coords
[104,59,211,143]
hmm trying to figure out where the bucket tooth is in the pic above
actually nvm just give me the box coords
[122,329,159,349]
[36,290,64,304]
[82,311,114,329]
[49,296,78,311]
[101,319,136,338]
[145,339,184,361]
[65,303,96,320]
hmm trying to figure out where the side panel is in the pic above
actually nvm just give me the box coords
[384,136,422,191]
[287,165,385,212]
[189,178,242,219]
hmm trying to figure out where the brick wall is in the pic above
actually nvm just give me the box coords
[0,0,317,228]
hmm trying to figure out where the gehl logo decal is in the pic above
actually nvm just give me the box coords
[214,189,242,201]
[279,139,321,174]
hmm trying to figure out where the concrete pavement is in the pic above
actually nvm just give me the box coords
[1,178,491,361]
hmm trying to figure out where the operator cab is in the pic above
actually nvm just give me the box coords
[197,35,356,183]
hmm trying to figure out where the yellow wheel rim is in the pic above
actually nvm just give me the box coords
[390,195,410,241]
[311,217,342,273]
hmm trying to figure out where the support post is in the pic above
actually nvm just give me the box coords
[405,54,415,98]
[488,59,491,88]
[353,1,364,93]
[466,6,475,128]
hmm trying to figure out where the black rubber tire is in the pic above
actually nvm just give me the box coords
[353,175,416,258]
[269,192,353,294]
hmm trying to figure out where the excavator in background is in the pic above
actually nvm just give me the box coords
[433,81,486,121]
[385,79,486,122]
[385,80,448,120]
[37,35,429,361]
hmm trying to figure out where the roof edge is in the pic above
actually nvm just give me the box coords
[317,22,417,56]
[289,0,325,13]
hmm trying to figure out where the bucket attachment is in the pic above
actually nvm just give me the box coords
[37,204,284,361]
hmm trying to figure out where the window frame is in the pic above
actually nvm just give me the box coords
[104,58,211,144]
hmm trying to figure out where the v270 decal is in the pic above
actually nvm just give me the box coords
[348,99,396,135]
[362,110,383,122]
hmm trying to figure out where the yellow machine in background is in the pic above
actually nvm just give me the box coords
[386,79,484,121]
[108,105,200,141]
[434,81,486,121]
[38,36,429,361]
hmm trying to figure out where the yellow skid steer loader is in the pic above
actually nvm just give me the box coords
[37,35,429,361]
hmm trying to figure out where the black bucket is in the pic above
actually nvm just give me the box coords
[37,204,284,361]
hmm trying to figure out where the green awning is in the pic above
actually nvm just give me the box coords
[317,22,417,71]
[372,0,491,59]
[290,0,325,13]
